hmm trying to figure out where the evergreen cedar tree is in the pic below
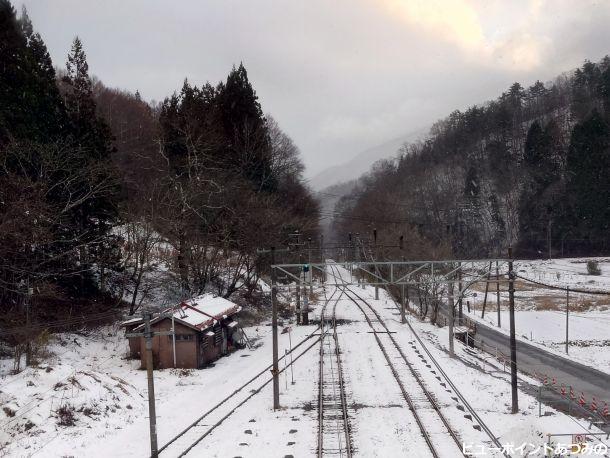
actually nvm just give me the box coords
[1,0,318,318]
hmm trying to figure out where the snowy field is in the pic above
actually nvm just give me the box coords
[464,258,610,374]
[0,261,608,456]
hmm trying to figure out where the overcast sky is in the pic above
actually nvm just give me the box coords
[16,0,610,178]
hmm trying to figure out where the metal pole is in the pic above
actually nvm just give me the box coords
[271,247,280,410]
[565,287,569,355]
[496,261,501,328]
[144,313,158,457]
[401,284,406,324]
[508,247,518,414]
[448,276,455,357]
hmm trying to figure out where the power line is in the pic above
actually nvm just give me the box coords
[0,310,122,337]
[515,274,610,296]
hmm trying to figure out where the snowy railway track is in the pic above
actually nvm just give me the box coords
[328,265,466,458]
[343,287,466,458]
[317,287,352,458]
[159,286,341,457]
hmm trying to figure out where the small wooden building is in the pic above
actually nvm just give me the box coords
[124,294,242,369]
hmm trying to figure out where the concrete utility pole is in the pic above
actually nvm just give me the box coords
[496,261,501,328]
[293,232,301,325]
[548,220,552,260]
[565,287,569,355]
[308,238,313,295]
[508,247,519,414]
[271,247,280,410]
[126,312,172,457]
[144,314,158,457]
[482,261,491,318]
[448,276,455,357]
[400,284,406,324]
[25,279,32,367]
[457,262,463,321]
[320,235,326,283]
[374,228,379,300]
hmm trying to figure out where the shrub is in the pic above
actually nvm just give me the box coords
[587,260,602,276]
[56,405,76,426]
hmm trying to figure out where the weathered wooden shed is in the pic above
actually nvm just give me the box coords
[124,294,242,370]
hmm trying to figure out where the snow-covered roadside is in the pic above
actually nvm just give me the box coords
[463,308,610,375]
[459,257,610,375]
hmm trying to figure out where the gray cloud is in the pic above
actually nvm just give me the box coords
[16,0,610,177]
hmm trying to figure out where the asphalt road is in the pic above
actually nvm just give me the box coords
[475,321,610,410]
[409,288,610,425]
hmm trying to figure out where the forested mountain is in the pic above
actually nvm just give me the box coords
[332,58,610,259]
[0,0,318,328]
[309,127,427,190]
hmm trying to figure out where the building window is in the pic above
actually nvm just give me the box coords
[168,334,194,342]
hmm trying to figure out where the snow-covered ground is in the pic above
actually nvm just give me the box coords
[0,261,608,457]
[463,257,610,374]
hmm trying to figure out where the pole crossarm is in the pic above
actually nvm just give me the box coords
[272,259,510,287]
[354,264,389,284]
[392,262,430,284]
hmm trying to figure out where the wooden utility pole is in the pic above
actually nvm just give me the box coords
[508,247,518,414]
[271,247,280,410]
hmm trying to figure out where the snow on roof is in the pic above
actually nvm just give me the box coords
[172,294,241,330]
[121,317,143,327]
[131,294,241,333]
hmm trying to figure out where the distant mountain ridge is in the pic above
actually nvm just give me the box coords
[308,127,428,190]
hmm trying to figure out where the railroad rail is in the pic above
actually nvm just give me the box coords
[159,286,341,457]
[329,265,467,458]
[317,287,352,457]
